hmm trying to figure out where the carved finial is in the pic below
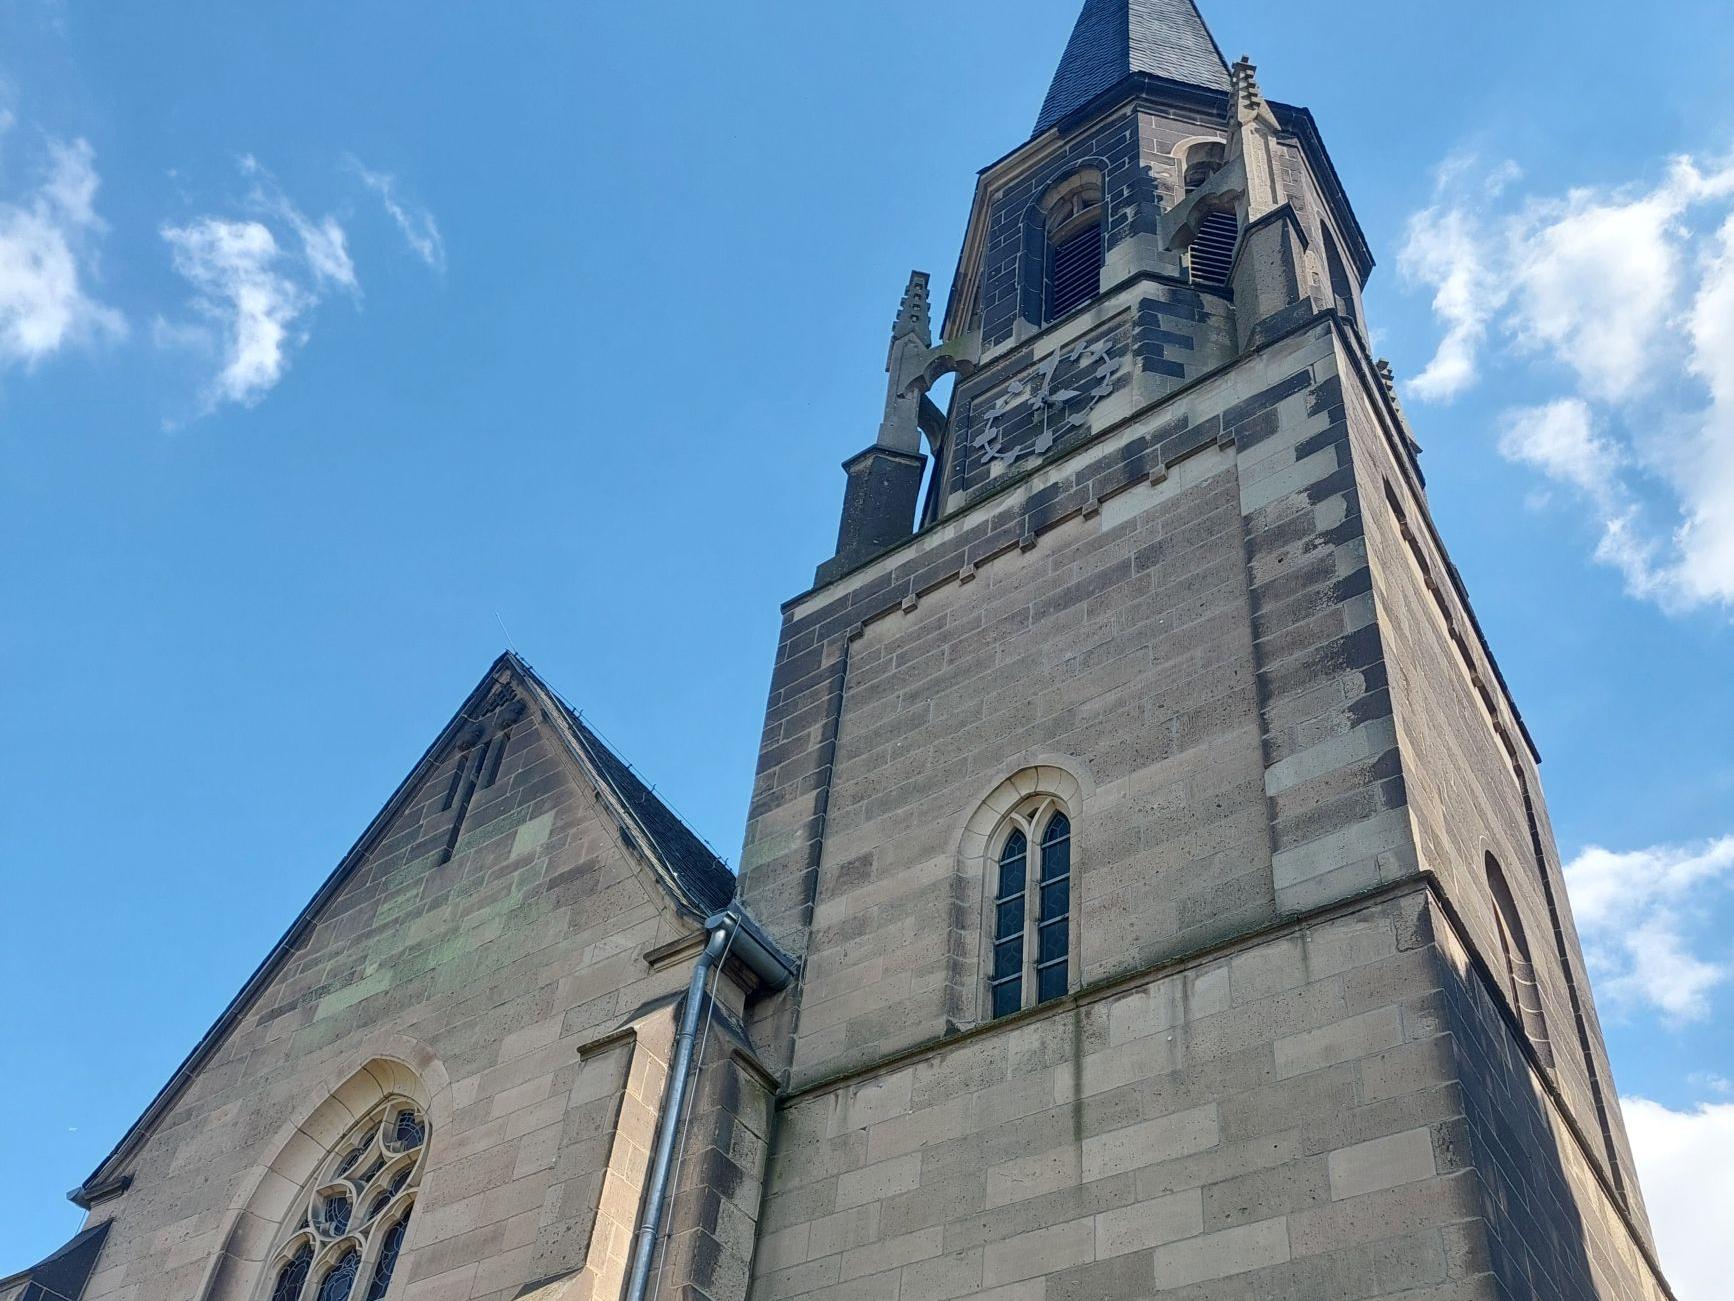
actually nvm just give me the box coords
[1230,56,1266,125]
[892,270,932,349]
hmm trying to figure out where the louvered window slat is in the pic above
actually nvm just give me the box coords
[1188,209,1240,287]
[1048,222,1102,320]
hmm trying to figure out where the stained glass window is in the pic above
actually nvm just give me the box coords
[261,1098,427,1301]
[271,1244,313,1301]
[364,1211,412,1301]
[1036,814,1071,1005]
[316,1194,351,1238]
[989,831,1028,1018]
[391,1109,426,1152]
[986,801,1074,1019]
[316,1251,359,1301]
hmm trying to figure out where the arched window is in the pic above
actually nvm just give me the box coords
[1485,854,1554,1067]
[1176,142,1238,288]
[1180,141,1225,194]
[260,1099,428,1301]
[988,799,1074,1018]
[1041,173,1104,323]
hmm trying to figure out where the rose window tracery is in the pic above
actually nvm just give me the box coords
[260,1099,427,1301]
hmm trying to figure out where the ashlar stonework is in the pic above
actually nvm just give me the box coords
[5,3,1675,1300]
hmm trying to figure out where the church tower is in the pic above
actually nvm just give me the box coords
[739,2,1674,1296]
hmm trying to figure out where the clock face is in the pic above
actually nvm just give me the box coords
[967,328,1124,474]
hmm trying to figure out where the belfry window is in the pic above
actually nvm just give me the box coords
[1042,174,1104,322]
[1187,210,1240,287]
[261,1099,428,1301]
[988,799,1074,1018]
[1181,141,1225,194]
[1179,141,1238,288]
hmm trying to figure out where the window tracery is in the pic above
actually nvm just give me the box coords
[261,1099,426,1301]
[988,796,1074,1018]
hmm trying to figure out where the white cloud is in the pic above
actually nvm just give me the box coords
[1564,836,1734,1021]
[1399,204,1500,401]
[161,218,308,408]
[160,159,357,411]
[348,159,445,272]
[239,154,357,294]
[1397,155,1518,400]
[0,134,124,368]
[1402,152,1734,612]
[1498,399,1621,503]
[1622,1096,1734,1301]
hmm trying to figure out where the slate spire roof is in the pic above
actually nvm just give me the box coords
[1035,0,1232,133]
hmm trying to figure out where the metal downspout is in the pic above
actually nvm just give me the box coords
[622,905,795,1301]
[623,922,731,1301]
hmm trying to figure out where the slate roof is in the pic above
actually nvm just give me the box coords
[0,1220,111,1301]
[1035,0,1232,133]
[544,675,737,917]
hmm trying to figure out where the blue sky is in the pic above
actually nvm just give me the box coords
[2,0,1732,1293]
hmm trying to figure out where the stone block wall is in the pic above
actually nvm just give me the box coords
[1434,902,1668,1300]
[68,686,747,1301]
[750,890,1505,1300]
[744,326,1373,1086]
[1340,338,1647,1225]
[742,311,1673,1298]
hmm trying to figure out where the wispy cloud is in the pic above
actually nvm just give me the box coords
[1397,156,1518,401]
[159,157,356,411]
[161,218,310,409]
[1564,835,1734,1022]
[241,155,356,294]
[348,158,445,273]
[1400,152,1734,612]
[1622,1095,1734,1301]
[0,131,125,369]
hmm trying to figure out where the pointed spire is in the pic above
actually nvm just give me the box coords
[1035,0,1231,135]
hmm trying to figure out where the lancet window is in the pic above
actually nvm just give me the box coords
[988,798,1074,1018]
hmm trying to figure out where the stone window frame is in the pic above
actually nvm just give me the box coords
[1175,138,1227,195]
[258,1097,428,1301]
[1169,137,1241,288]
[959,765,1088,1023]
[1038,168,1106,324]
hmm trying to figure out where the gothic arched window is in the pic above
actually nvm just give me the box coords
[261,1099,427,1301]
[988,798,1075,1018]
[1485,853,1554,1067]
[1175,141,1238,288]
[1041,173,1104,323]
[1181,140,1225,194]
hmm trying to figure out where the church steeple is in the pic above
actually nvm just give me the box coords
[1035,0,1231,133]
